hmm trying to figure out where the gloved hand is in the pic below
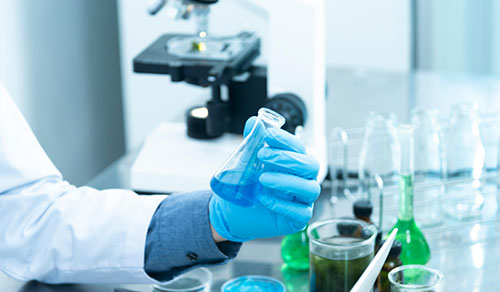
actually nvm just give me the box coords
[209,116,321,242]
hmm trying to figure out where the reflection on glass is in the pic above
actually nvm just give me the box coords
[443,103,485,220]
[470,243,484,269]
[281,264,309,292]
[479,110,500,173]
[388,265,443,292]
[411,108,444,227]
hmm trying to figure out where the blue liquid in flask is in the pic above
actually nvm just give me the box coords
[210,108,286,207]
[210,170,261,207]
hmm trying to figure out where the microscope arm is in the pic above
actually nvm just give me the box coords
[147,0,167,15]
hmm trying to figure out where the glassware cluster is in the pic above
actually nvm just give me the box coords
[331,103,499,226]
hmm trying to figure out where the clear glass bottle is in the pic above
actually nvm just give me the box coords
[359,112,400,194]
[411,108,444,227]
[443,103,485,220]
[281,227,309,270]
[389,125,431,265]
[210,108,285,207]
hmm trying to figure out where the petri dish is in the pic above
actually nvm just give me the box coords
[221,275,285,292]
[152,268,212,292]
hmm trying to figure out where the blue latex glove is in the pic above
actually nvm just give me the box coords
[209,117,321,242]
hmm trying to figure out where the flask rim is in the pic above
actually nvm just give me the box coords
[258,108,286,128]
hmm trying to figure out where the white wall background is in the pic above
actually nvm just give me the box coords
[416,0,500,76]
[117,0,411,149]
[0,0,125,185]
[326,0,411,71]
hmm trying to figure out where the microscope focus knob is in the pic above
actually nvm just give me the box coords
[265,93,307,134]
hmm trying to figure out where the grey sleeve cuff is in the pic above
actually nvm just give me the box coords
[144,190,242,281]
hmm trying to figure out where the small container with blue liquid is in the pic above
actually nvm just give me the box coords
[210,108,286,207]
[221,275,286,292]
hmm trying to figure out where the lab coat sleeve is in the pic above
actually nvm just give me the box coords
[0,83,166,283]
[144,190,242,282]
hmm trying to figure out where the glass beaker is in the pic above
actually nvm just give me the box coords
[359,112,400,195]
[388,265,443,292]
[443,103,485,220]
[307,218,377,292]
[210,108,285,207]
[411,108,444,228]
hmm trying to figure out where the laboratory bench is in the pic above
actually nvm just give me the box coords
[2,146,500,291]
[2,68,500,291]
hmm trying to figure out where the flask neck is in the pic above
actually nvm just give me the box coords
[398,125,415,221]
[398,173,414,221]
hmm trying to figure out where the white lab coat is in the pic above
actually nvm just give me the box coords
[0,83,166,284]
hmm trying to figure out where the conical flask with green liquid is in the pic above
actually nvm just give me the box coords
[281,227,309,270]
[390,124,431,265]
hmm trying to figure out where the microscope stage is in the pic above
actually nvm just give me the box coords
[167,34,256,61]
[133,33,260,85]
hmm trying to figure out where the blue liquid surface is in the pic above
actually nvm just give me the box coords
[222,276,285,292]
[210,170,260,207]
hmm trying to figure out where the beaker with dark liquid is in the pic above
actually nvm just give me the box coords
[307,218,377,292]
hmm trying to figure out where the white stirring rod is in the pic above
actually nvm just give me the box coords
[350,228,398,292]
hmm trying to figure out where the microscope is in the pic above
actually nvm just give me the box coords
[131,0,327,193]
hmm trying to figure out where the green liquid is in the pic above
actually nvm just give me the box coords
[281,264,309,292]
[309,251,373,292]
[281,229,309,270]
[390,174,431,265]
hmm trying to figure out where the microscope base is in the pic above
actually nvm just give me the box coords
[130,122,242,193]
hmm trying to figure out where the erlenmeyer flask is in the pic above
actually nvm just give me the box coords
[210,108,286,207]
[281,227,309,270]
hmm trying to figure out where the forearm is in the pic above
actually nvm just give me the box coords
[144,191,241,282]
